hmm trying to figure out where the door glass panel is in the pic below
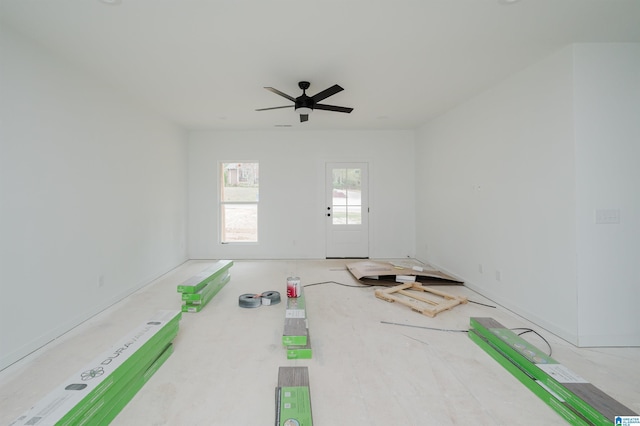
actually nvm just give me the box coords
[347,206,362,224]
[332,168,361,225]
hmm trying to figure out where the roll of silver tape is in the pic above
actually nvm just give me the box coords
[238,293,262,308]
[261,291,281,305]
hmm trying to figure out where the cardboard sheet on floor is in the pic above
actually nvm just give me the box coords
[346,260,463,286]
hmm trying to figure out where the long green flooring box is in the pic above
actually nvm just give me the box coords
[283,290,308,346]
[181,270,230,302]
[76,325,178,425]
[469,329,593,425]
[469,317,637,426]
[287,330,312,359]
[177,260,233,294]
[94,343,174,425]
[182,272,231,313]
[276,367,313,426]
[11,310,181,426]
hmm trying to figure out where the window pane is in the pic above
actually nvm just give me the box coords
[332,167,362,225]
[332,205,347,225]
[222,163,259,202]
[221,204,257,242]
[347,206,362,224]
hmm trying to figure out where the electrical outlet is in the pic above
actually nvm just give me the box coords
[495,270,501,281]
[595,209,620,224]
[98,274,105,288]
[478,264,483,273]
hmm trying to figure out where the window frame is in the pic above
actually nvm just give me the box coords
[219,161,259,244]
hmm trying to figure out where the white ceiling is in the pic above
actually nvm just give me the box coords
[2,0,640,131]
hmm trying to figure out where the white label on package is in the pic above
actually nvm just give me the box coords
[536,363,588,383]
[285,309,306,319]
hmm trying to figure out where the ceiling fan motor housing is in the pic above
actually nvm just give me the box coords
[295,96,314,111]
[296,81,314,111]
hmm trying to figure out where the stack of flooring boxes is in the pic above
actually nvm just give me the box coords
[282,288,312,359]
[469,317,637,425]
[10,310,181,426]
[277,289,314,425]
[178,260,233,313]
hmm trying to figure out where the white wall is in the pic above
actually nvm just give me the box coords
[188,130,415,260]
[0,26,189,370]
[415,47,579,343]
[415,43,640,347]
[573,44,640,346]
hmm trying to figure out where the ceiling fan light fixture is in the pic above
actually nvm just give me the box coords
[296,107,313,115]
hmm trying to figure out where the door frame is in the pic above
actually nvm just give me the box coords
[324,161,370,259]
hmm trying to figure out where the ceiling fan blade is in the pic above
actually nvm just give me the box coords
[311,84,343,103]
[264,87,295,102]
[314,104,354,113]
[255,105,294,111]
[300,114,309,122]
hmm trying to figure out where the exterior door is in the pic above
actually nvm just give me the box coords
[325,162,369,258]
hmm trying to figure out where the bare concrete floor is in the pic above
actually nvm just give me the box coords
[1,259,639,425]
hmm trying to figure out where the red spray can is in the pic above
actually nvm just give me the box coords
[286,276,301,298]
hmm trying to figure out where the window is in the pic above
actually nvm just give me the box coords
[331,167,362,225]
[220,162,259,243]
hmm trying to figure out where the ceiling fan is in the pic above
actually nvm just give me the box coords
[256,81,353,122]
